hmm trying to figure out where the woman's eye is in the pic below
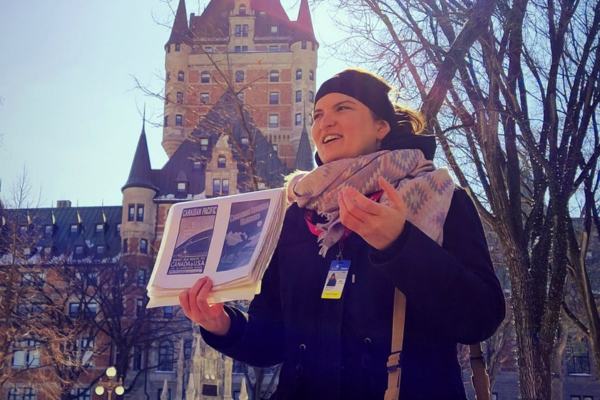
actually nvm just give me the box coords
[336,105,349,111]
[313,113,322,120]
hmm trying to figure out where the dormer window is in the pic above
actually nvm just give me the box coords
[70,224,79,234]
[44,225,54,236]
[271,25,278,34]
[200,138,209,151]
[177,182,188,192]
[218,155,226,168]
[239,4,246,15]
[175,43,181,52]
[95,223,104,233]
[301,40,307,49]
[193,160,202,169]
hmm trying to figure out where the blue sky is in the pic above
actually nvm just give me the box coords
[0,1,345,208]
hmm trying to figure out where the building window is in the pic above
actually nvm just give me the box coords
[136,298,144,317]
[268,114,279,128]
[22,272,44,288]
[74,246,84,256]
[567,340,591,375]
[309,90,314,102]
[177,181,187,192]
[43,246,52,256]
[301,40,307,49]
[44,224,54,236]
[133,345,143,370]
[96,245,105,255]
[269,91,280,105]
[128,204,135,221]
[137,269,148,286]
[175,114,183,126]
[116,223,121,233]
[234,24,248,37]
[175,43,180,52]
[295,113,302,126]
[200,71,210,83]
[71,388,90,400]
[122,238,128,253]
[95,223,104,233]
[158,341,174,372]
[269,45,279,52]
[239,4,246,15]
[140,239,148,254]
[241,136,249,145]
[296,68,302,80]
[270,24,278,33]
[184,339,193,358]
[166,71,170,81]
[235,70,244,83]
[85,303,98,319]
[69,303,81,318]
[218,155,226,168]
[222,179,230,195]
[136,204,144,222]
[200,138,209,151]
[269,70,279,82]
[237,91,245,102]
[309,69,314,80]
[234,45,248,53]
[164,115,168,127]
[200,92,209,104]
[295,90,302,103]
[177,71,184,82]
[163,306,174,319]
[8,387,37,400]
[85,271,98,286]
[176,91,183,104]
[70,224,79,234]
[202,385,218,396]
[213,179,221,196]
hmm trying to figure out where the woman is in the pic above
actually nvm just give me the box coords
[179,68,505,399]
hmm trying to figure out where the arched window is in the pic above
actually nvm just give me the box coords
[158,340,174,371]
[201,71,210,83]
[269,70,279,82]
[177,71,184,82]
[296,68,302,80]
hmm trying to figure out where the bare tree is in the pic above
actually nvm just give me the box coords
[321,0,600,397]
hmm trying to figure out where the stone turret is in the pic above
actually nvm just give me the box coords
[290,0,318,155]
[121,120,158,258]
[163,0,193,157]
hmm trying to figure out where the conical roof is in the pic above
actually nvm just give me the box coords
[122,122,158,192]
[293,0,317,43]
[166,0,192,47]
[295,118,314,171]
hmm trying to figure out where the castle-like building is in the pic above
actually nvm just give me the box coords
[0,1,316,399]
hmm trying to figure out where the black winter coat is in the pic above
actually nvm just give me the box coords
[201,185,506,400]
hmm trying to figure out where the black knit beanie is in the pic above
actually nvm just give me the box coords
[313,68,436,165]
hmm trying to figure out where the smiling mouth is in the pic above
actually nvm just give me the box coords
[322,134,342,144]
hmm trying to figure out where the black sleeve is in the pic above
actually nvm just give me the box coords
[369,188,506,344]
[200,246,285,367]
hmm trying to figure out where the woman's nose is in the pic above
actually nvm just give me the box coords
[320,112,335,128]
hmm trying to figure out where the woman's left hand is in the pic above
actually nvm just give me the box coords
[338,176,407,250]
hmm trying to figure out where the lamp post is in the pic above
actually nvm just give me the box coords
[95,366,125,399]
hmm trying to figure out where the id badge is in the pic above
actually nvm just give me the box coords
[321,259,351,299]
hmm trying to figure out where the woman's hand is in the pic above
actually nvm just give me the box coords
[179,277,231,336]
[338,176,407,250]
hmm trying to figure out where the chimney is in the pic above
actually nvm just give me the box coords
[56,200,72,208]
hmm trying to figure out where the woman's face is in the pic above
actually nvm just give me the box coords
[311,93,390,164]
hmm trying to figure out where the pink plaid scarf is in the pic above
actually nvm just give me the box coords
[286,149,455,256]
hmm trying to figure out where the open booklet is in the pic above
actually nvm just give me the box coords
[146,188,286,308]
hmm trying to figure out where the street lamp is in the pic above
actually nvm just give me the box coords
[95,366,125,399]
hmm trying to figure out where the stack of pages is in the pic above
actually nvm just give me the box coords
[146,188,286,308]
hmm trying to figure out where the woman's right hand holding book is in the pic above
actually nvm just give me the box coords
[179,277,231,336]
